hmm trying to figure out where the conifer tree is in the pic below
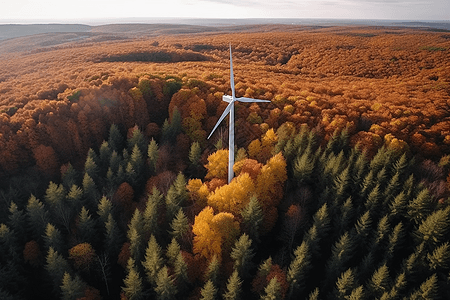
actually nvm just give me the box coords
[84,154,99,183]
[337,197,354,236]
[154,266,177,300]
[66,184,83,214]
[161,107,182,145]
[325,231,355,288]
[293,150,315,183]
[165,173,188,221]
[77,206,96,245]
[372,215,391,250]
[389,192,408,221]
[122,258,145,300]
[333,268,357,300]
[385,222,406,262]
[223,269,242,300]
[427,242,450,271]
[99,140,112,171]
[200,280,217,300]
[104,213,122,258]
[353,210,372,249]
[128,126,148,155]
[334,166,351,202]
[170,208,189,244]
[60,272,85,300]
[408,273,439,300]
[231,234,255,279]
[287,241,312,298]
[62,163,79,189]
[44,223,64,253]
[144,188,163,238]
[304,203,331,254]
[408,189,436,225]
[128,209,145,262]
[261,276,282,300]
[26,195,49,242]
[348,286,365,300]
[97,196,113,224]
[108,124,123,152]
[241,196,264,245]
[82,173,99,211]
[148,138,159,174]
[415,206,450,247]
[189,141,202,167]
[143,235,164,286]
[308,288,320,300]
[386,272,407,300]
[46,247,71,292]
[174,251,189,293]
[109,150,121,174]
[45,182,71,232]
[166,238,181,268]
[8,202,26,245]
[0,223,19,262]
[204,255,220,286]
[368,263,391,298]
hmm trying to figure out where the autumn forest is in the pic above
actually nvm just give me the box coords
[1,24,450,299]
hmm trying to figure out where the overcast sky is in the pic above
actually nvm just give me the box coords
[1,0,449,23]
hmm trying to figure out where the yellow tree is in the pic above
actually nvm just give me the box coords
[205,149,229,180]
[192,207,239,261]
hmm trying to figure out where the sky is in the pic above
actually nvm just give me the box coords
[1,0,449,23]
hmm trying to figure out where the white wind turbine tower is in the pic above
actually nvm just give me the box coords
[208,45,271,183]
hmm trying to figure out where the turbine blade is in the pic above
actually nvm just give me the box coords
[237,97,271,103]
[207,101,234,139]
[230,44,235,100]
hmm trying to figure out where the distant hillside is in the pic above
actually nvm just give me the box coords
[0,24,92,40]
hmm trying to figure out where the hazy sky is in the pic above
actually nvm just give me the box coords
[1,0,449,22]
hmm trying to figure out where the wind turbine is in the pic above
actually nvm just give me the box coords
[208,45,271,183]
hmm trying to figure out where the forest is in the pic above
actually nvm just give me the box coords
[0,24,450,299]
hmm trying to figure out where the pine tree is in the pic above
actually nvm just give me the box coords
[77,206,96,245]
[161,107,182,145]
[408,189,436,225]
[174,251,189,293]
[223,270,242,300]
[334,166,351,202]
[261,276,282,300]
[241,196,264,244]
[26,195,49,242]
[97,196,113,224]
[166,238,181,267]
[287,241,312,298]
[60,272,85,300]
[154,266,177,300]
[389,192,408,221]
[408,273,439,300]
[333,268,357,300]
[416,206,450,247]
[385,222,406,262]
[62,163,79,189]
[204,255,220,286]
[128,209,145,262]
[308,288,320,300]
[337,197,354,236]
[165,173,188,221]
[46,247,71,291]
[82,173,99,211]
[44,182,71,233]
[353,210,372,249]
[84,154,99,183]
[427,242,450,271]
[109,150,121,174]
[148,138,159,174]
[368,263,391,298]
[372,215,391,250]
[189,141,202,167]
[231,234,255,279]
[170,208,189,243]
[144,188,163,238]
[304,203,331,254]
[325,231,355,288]
[128,126,148,155]
[66,184,83,214]
[143,235,164,286]
[108,124,124,152]
[99,140,112,171]
[44,223,64,253]
[293,150,315,183]
[122,258,145,300]
[348,286,365,300]
[8,202,26,245]
[104,213,122,258]
[386,272,407,300]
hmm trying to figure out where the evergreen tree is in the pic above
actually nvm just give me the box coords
[385,222,406,262]
[26,195,49,242]
[332,268,357,300]
[368,263,391,298]
[104,213,122,258]
[231,234,255,279]
[200,280,217,300]
[347,286,365,300]
[154,266,177,300]
[144,188,163,238]
[60,272,85,300]
[148,138,159,174]
[97,196,113,224]
[46,247,71,292]
[189,141,202,167]
[44,223,64,253]
[62,163,79,189]
[241,196,264,244]
[408,273,439,300]
[82,173,99,211]
[304,203,331,254]
[372,215,391,250]
[389,192,408,221]
[408,189,436,225]
[223,270,242,300]
[165,173,188,221]
[66,184,83,214]
[99,140,112,171]
[287,241,312,298]
[385,272,407,300]
[77,206,96,245]
[427,242,450,271]
[415,206,450,247]
[108,124,124,152]
[353,210,372,250]
[129,143,145,187]
[128,126,148,155]
[170,208,189,244]
[161,107,182,145]
[166,238,181,268]
[204,255,220,286]
[293,150,315,183]
[334,166,351,203]
[143,235,164,286]
[174,251,189,293]
[44,182,71,233]
[261,276,282,300]
[337,197,354,236]
[325,231,355,288]
[84,154,99,183]
[308,288,320,300]
[128,209,145,262]
[109,150,121,174]
[8,202,26,245]
[122,258,145,300]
